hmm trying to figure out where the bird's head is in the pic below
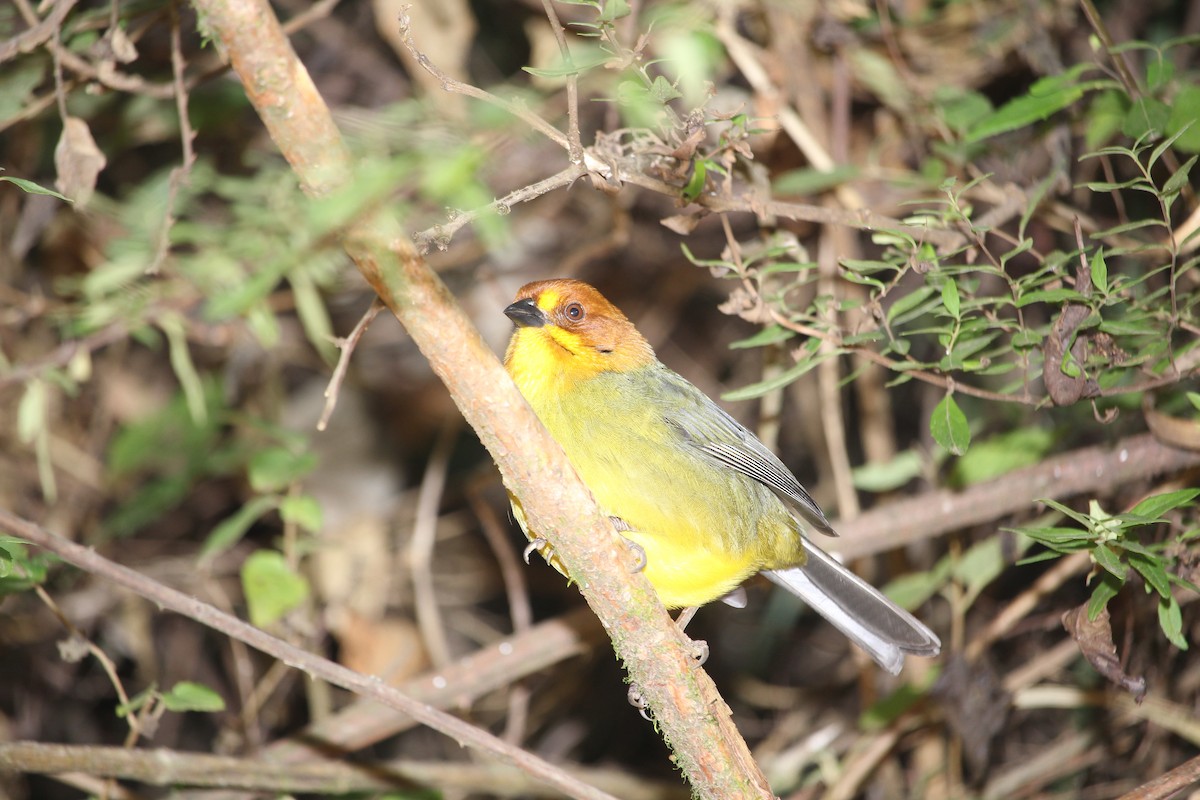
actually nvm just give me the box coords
[503,279,655,383]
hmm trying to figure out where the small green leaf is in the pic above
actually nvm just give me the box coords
[280,494,323,533]
[201,495,280,561]
[1091,543,1127,579]
[852,450,923,493]
[681,159,708,202]
[729,325,794,349]
[1158,596,1189,650]
[1129,552,1171,599]
[0,175,71,201]
[1130,488,1200,520]
[930,394,970,456]
[159,313,207,425]
[887,285,937,325]
[1165,85,1200,153]
[941,278,961,318]
[1089,249,1108,295]
[1187,391,1200,412]
[241,550,310,628]
[1163,154,1198,195]
[161,681,226,713]
[248,447,317,493]
[17,380,46,444]
[1086,572,1122,619]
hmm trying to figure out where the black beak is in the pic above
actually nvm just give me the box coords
[504,298,547,328]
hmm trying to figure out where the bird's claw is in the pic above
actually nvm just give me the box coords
[627,685,653,720]
[687,638,710,666]
[523,537,550,565]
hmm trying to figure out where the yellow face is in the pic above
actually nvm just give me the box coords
[503,279,655,392]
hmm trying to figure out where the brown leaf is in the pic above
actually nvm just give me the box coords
[55,116,107,207]
[1061,604,1147,701]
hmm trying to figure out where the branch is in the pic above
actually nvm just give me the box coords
[0,741,687,799]
[829,433,1200,560]
[0,509,617,800]
[167,0,773,796]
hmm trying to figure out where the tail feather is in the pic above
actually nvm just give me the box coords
[765,543,940,675]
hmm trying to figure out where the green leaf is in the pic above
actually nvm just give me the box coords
[1187,391,1200,412]
[248,447,317,493]
[1163,154,1198,196]
[1089,249,1108,295]
[966,67,1090,142]
[681,158,708,202]
[941,278,961,318]
[852,449,924,493]
[1123,97,1170,142]
[241,550,310,628]
[729,325,794,349]
[280,494,323,533]
[1086,572,1122,619]
[159,313,207,425]
[1158,596,1189,650]
[161,681,227,713]
[17,380,46,445]
[1012,329,1044,349]
[1084,90,1129,150]
[0,175,71,201]
[721,345,834,402]
[772,165,858,195]
[930,394,970,456]
[201,495,280,561]
[1129,552,1171,599]
[887,285,937,325]
[1165,85,1200,153]
[1015,288,1088,307]
[952,428,1054,485]
[1129,488,1200,520]
[1091,543,1127,579]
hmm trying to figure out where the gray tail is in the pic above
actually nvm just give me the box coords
[765,542,940,675]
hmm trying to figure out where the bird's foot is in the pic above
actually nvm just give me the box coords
[522,537,551,565]
[627,685,653,720]
[609,517,647,573]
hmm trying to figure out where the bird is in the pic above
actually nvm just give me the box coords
[502,278,940,674]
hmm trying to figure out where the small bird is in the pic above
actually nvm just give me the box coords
[503,279,940,674]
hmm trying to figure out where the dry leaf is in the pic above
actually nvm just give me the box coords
[1062,604,1147,701]
[55,116,107,207]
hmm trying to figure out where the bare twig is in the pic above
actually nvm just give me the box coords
[317,298,384,431]
[538,0,583,165]
[0,509,621,800]
[396,10,568,151]
[148,1,198,274]
[0,741,688,799]
[1114,752,1200,800]
[408,420,457,668]
[0,0,79,63]
[829,433,1200,560]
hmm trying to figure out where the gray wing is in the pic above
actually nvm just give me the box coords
[658,367,835,536]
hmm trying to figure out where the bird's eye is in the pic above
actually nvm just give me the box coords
[564,302,585,321]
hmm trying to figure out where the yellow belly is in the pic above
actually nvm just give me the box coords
[510,492,759,608]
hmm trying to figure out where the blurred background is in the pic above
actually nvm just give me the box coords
[1,0,1198,797]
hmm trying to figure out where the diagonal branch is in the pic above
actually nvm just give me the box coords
[153,0,773,796]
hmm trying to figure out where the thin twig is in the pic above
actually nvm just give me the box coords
[408,420,458,668]
[397,9,568,151]
[148,1,198,274]
[1,741,688,799]
[538,0,583,165]
[318,298,384,431]
[0,509,621,800]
